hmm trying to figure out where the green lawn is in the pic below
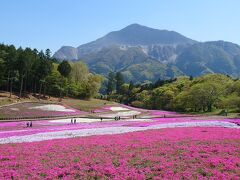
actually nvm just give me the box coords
[61,98,117,112]
[0,90,117,112]
[0,98,16,106]
[183,109,240,118]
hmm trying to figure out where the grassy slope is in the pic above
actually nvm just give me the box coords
[0,91,238,118]
[0,91,117,115]
[0,98,14,106]
[183,109,239,118]
[0,92,35,106]
[60,98,117,112]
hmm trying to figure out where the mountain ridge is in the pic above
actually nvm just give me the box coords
[53,24,240,82]
[54,23,196,61]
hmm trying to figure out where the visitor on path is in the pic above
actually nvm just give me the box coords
[26,122,29,128]
[74,119,76,124]
[119,116,121,120]
[71,119,73,124]
[114,117,117,121]
[30,121,32,127]
[100,117,103,122]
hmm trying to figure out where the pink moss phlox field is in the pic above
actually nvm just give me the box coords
[151,117,240,124]
[0,120,135,138]
[0,116,239,138]
[0,127,239,179]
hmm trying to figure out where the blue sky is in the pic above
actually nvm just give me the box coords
[0,0,240,53]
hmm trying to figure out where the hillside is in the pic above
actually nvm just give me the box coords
[176,41,240,77]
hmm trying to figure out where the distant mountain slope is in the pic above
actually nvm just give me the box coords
[53,24,240,82]
[175,41,240,77]
[53,46,78,60]
[121,60,183,82]
[81,46,149,75]
[79,46,183,82]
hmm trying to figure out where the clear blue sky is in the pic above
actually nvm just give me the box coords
[0,0,240,53]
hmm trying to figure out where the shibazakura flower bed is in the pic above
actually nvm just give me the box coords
[0,127,239,179]
[0,102,85,119]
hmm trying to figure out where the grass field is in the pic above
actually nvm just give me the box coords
[60,98,117,112]
[0,91,117,112]
[0,91,239,118]
[0,91,118,119]
[0,98,14,106]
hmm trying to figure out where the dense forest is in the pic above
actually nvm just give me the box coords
[0,44,103,99]
[106,72,240,113]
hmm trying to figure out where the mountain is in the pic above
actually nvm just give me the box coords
[175,41,240,77]
[54,24,196,61]
[79,45,184,82]
[53,24,240,82]
[54,46,78,60]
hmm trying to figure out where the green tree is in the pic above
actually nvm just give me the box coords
[57,61,71,99]
[151,86,176,110]
[187,82,223,112]
[4,45,17,94]
[107,72,115,95]
[45,49,51,59]
[70,61,89,84]
[84,74,103,99]
[115,72,125,94]
[57,60,72,78]
[37,51,53,97]
[16,48,27,98]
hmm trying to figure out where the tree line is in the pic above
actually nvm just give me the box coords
[106,73,240,113]
[0,44,102,99]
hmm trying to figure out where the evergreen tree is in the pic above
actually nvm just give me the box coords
[57,60,72,78]
[45,49,51,59]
